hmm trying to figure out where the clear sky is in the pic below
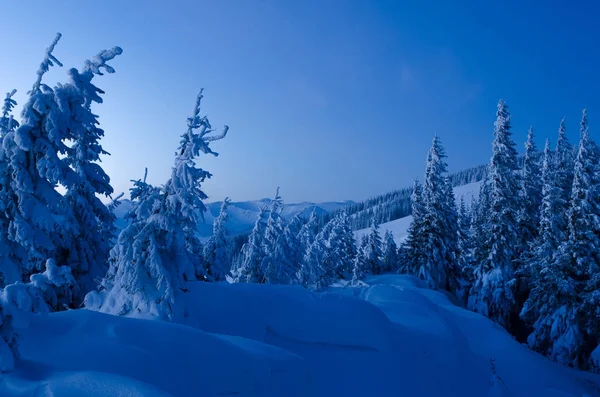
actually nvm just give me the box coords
[0,0,598,203]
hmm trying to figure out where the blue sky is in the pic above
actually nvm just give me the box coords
[0,0,598,203]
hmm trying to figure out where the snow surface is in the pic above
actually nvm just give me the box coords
[3,269,600,396]
[114,198,353,239]
[355,181,482,245]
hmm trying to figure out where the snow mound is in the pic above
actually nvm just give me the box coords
[180,282,397,352]
[0,309,307,397]
[3,271,600,396]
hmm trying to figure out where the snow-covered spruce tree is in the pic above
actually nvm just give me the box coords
[86,91,228,320]
[364,218,384,275]
[523,111,598,368]
[60,44,122,300]
[521,140,564,332]
[233,206,268,283]
[469,100,521,330]
[456,196,475,305]
[517,126,543,254]
[532,139,563,264]
[555,118,575,213]
[298,216,338,289]
[382,230,398,273]
[0,91,24,286]
[203,198,232,281]
[299,232,326,289]
[471,174,492,269]
[262,188,285,256]
[401,179,426,275]
[419,136,459,291]
[351,235,369,285]
[298,209,319,254]
[2,34,80,280]
[263,219,303,285]
[327,211,357,279]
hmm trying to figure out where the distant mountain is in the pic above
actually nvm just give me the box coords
[114,198,355,239]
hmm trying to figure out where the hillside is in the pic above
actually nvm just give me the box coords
[3,274,599,396]
[355,181,482,245]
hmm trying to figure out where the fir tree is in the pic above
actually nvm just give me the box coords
[469,100,521,329]
[86,90,228,320]
[263,188,285,252]
[382,230,398,273]
[234,206,268,283]
[297,209,319,257]
[328,211,358,279]
[0,91,23,286]
[263,221,302,285]
[402,179,426,275]
[61,44,122,299]
[203,198,232,281]
[364,218,384,275]
[456,196,475,304]
[2,34,80,278]
[517,126,543,254]
[419,136,459,291]
[351,235,369,285]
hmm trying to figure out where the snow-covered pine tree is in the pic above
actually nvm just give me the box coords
[263,219,303,285]
[469,100,521,329]
[553,118,575,242]
[517,126,543,252]
[203,198,232,281]
[299,232,326,289]
[419,136,459,291]
[2,33,80,280]
[382,230,398,273]
[298,215,338,289]
[523,111,598,368]
[471,174,492,269]
[60,44,122,300]
[86,90,228,320]
[456,196,474,305]
[351,234,369,285]
[0,91,24,286]
[233,206,268,283]
[262,188,285,257]
[364,218,384,275]
[327,211,357,279]
[401,179,426,275]
[298,209,319,254]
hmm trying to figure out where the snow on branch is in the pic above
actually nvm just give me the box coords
[31,33,63,94]
[185,89,229,157]
[1,90,16,118]
[82,46,124,76]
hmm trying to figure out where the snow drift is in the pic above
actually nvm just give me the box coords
[2,273,600,396]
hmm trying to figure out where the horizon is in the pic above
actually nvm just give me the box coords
[0,0,598,203]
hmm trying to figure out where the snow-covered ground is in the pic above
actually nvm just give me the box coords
[2,272,599,396]
[356,181,482,245]
[114,198,354,238]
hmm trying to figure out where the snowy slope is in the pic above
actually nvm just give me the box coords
[4,273,599,396]
[114,198,353,238]
[355,181,482,245]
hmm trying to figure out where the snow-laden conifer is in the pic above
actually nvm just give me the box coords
[86,90,228,320]
[234,206,268,283]
[469,100,521,329]
[382,230,398,273]
[203,198,232,281]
